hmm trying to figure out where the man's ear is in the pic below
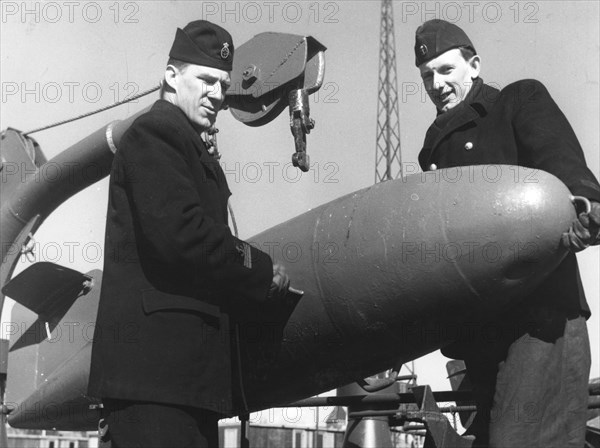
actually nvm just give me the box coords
[469,55,481,79]
[164,65,179,91]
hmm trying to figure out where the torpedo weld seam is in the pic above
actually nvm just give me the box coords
[311,214,325,300]
[381,231,388,262]
[439,190,481,300]
[318,189,374,338]
[311,206,347,338]
[344,193,362,248]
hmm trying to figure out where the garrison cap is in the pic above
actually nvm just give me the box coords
[414,19,476,67]
[169,20,234,71]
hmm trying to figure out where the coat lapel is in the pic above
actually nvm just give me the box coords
[155,100,220,178]
[421,106,478,168]
[151,100,228,198]
[189,130,221,178]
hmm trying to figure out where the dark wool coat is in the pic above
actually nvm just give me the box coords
[418,78,600,340]
[88,100,272,415]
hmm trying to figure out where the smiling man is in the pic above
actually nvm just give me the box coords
[414,19,600,448]
[418,46,479,114]
[88,20,290,447]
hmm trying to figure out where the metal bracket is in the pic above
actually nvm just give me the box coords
[227,33,326,171]
[405,385,474,448]
[289,89,313,172]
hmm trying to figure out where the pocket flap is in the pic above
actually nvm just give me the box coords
[142,289,221,319]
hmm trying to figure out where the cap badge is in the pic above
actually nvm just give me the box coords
[220,42,230,59]
[419,44,428,56]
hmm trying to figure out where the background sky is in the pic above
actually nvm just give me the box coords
[1,0,599,411]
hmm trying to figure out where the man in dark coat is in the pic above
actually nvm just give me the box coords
[88,20,289,447]
[414,19,600,447]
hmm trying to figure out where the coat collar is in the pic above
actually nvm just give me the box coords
[419,78,500,167]
[152,100,220,175]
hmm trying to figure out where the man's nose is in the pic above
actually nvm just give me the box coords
[207,83,224,102]
[432,72,444,91]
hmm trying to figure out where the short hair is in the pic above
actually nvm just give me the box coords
[459,46,477,62]
[159,58,190,98]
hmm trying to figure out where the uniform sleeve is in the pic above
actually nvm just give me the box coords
[118,113,272,304]
[511,80,600,201]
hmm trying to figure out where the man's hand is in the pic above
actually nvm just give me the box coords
[266,263,291,302]
[562,200,600,252]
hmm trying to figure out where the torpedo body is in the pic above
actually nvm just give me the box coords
[5,164,576,429]
[237,165,575,410]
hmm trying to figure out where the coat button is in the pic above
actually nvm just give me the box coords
[464,142,474,150]
[429,163,438,171]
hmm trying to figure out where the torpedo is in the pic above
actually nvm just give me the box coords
[5,165,576,428]
[236,164,575,411]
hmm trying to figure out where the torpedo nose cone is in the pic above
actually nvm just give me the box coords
[428,165,575,305]
[333,165,575,319]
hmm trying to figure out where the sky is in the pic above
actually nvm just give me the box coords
[1,0,599,417]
